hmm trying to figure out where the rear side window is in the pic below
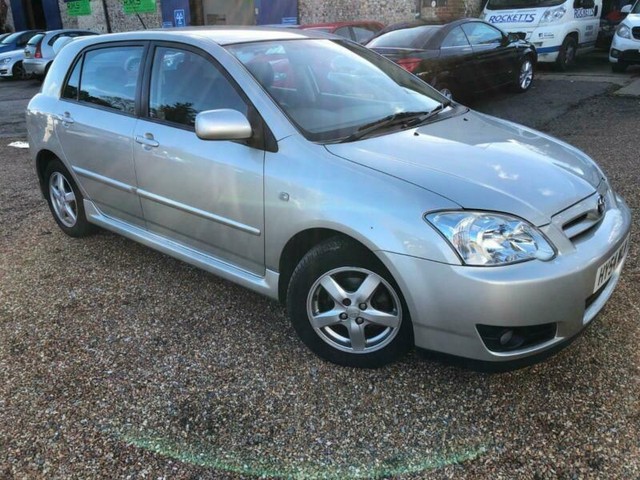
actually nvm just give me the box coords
[77,46,144,114]
[334,26,352,39]
[27,34,44,46]
[353,26,378,44]
[148,46,248,127]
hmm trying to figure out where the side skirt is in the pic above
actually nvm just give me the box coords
[84,200,280,300]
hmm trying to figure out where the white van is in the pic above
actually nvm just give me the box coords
[482,0,602,69]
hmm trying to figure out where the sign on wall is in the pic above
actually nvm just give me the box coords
[123,0,157,14]
[66,0,91,16]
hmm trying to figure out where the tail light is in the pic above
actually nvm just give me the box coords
[34,41,42,59]
[396,57,421,73]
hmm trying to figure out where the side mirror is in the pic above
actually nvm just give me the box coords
[621,4,632,13]
[507,32,525,43]
[195,109,253,141]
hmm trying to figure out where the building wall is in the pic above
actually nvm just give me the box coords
[57,0,162,33]
[3,0,14,31]
[299,0,483,26]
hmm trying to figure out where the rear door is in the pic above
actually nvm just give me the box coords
[55,43,146,227]
[132,43,265,275]
[461,22,516,89]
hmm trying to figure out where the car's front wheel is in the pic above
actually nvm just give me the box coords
[12,61,29,80]
[556,36,577,71]
[287,237,413,368]
[611,61,628,73]
[512,55,535,93]
[44,159,95,237]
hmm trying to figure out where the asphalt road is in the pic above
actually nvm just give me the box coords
[1,57,639,479]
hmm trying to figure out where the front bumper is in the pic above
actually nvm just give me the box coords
[380,194,632,364]
[609,33,640,64]
[23,58,48,75]
[0,61,16,77]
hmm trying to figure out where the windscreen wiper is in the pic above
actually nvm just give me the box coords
[340,102,453,143]
[340,111,431,143]
[404,99,453,128]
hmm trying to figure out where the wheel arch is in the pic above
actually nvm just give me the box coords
[277,228,381,304]
[35,149,60,196]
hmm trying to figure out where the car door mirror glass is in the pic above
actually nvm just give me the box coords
[621,4,632,13]
[195,109,253,141]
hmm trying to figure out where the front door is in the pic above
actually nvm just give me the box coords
[133,44,265,275]
[461,22,516,89]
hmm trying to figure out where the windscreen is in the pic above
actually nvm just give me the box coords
[486,0,565,9]
[0,32,22,44]
[226,39,444,143]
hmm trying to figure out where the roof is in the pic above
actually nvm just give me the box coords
[300,20,384,30]
[72,27,336,47]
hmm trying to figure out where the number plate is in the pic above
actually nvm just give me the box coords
[593,235,630,293]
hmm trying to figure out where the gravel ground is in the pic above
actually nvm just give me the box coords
[1,93,639,479]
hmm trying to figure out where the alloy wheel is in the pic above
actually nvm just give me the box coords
[306,267,402,354]
[519,60,533,90]
[49,172,77,227]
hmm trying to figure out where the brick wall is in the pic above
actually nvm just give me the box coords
[3,0,14,31]
[299,0,483,26]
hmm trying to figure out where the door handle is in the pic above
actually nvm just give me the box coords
[56,112,75,126]
[135,134,159,148]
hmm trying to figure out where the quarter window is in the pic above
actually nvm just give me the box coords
[62,57,82,100]
[148,47,248,128]
[78,46,143,114]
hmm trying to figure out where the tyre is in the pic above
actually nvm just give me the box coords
[611,62,627,73]
[286,237,413,368]
[44,159,95,237]
[512,55,535,93]
[12,61,29,80]
[556,36,577,71]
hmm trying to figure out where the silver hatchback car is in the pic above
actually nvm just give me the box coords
[27,28,631,369]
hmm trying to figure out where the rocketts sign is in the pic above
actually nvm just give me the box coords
[487,13,536,23]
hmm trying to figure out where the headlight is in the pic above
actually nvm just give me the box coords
[616,24,631,39]
[1,58,11,64]
[426,211,555,266]
[540,6,566,23]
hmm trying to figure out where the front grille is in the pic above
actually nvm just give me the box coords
[632,27,640,40]
[552,189,607,242]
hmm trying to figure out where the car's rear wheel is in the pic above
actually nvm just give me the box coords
[287,237,413,368]
[512,55,535,93]
[556,36,577,71]
[44,159,95,237]
[611,61,628,73]
[12,61,29,80]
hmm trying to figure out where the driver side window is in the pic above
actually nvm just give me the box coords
[461,23,504,46]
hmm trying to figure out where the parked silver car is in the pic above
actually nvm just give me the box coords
[27,29,631,369]
[23,29,97,79]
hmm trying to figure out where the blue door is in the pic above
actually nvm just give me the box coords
[43,0,62,29]
[161,0,191,27]
[255,0,298,25]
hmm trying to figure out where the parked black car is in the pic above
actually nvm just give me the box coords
[367,19,537,100]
